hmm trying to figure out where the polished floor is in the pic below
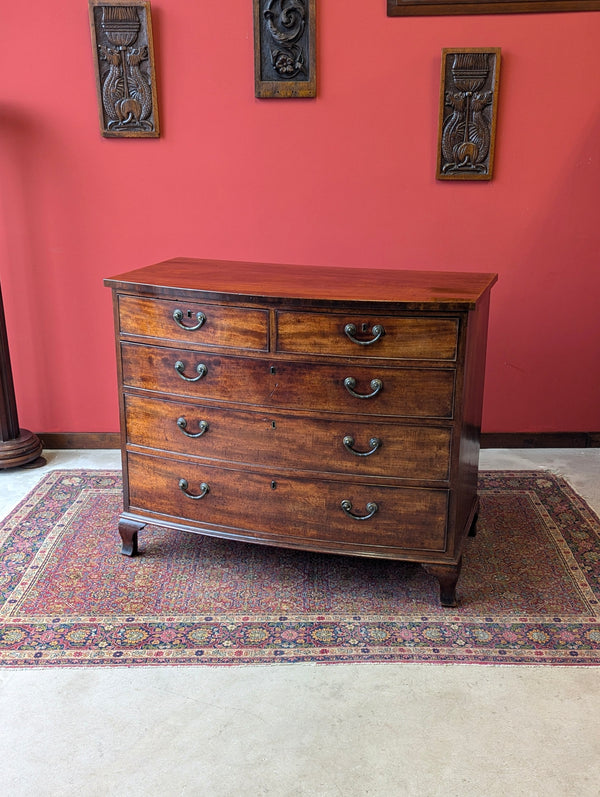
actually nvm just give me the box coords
[1,449,599,796]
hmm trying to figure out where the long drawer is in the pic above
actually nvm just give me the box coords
[118,296,269,351]
[124,393,452,480]
[276,311,459,360]
[120,342,456,418]
[127,452,449,552]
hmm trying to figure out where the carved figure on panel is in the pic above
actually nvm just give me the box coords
[437,49,501,181]
[264,0,307,79]
[442,53,491,174]
[89,1,159,137]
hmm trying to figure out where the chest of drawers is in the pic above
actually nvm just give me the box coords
[105,258,497,607]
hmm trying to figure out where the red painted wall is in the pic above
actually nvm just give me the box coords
[1,2,599,434]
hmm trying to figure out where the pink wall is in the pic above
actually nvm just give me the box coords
[1,2,599,434]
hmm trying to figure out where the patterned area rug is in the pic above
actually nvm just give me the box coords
[1,470,599,667]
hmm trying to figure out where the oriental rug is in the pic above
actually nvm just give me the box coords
[1,470,599,667]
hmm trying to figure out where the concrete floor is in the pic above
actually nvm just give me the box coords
[1,449,599,796]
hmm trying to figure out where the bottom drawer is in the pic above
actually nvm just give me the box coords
[126,452,448,554]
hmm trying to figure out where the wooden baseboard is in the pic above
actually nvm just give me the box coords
[38,431,600,450]
[38,433,121,449]
[481,432,600,448]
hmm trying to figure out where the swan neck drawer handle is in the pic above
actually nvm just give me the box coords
[178,479,210,499]
[340,499,379,521]
[177,417,209,438]
[344,323,384,346]
[174,361,207,382]
[173,309,206,331]
[342,435,381,457]
[343,377,383,399]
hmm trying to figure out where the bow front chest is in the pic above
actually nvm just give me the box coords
[105,258,497,607]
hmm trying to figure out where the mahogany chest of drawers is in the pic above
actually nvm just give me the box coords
[105,258,497,607]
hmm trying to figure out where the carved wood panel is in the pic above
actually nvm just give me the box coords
[253,0,316,98]
[436,49,501,181]
[388,0,600,16]
[89,0,159,137]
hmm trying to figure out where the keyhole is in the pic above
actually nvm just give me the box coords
[187,310,193,318]
[271,481,277,490]
[270,366,276,374]
[361,322,368,333]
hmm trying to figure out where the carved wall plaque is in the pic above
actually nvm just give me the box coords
[388,0,600,16]
[253,0,316,98]
[436,49,501,181]
[89,0,159,137]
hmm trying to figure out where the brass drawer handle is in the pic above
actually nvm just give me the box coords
[343,435,381,457]
[343,377,383,399]
[340,499,379,521]
[173,309,206,331]
[174,361,207,382]
[178,479,210,499]
[177,417,209,438]
[344,323,385,346]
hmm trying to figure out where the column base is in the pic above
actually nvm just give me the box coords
[0,429,45,470]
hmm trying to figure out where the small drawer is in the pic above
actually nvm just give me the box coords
[276,311,459,360]
[120,343,455,419]
[118,295,268,351]
[127,452,449,553]
[124,393,452,481]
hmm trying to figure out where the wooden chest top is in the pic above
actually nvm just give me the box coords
[105,257,497,311]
